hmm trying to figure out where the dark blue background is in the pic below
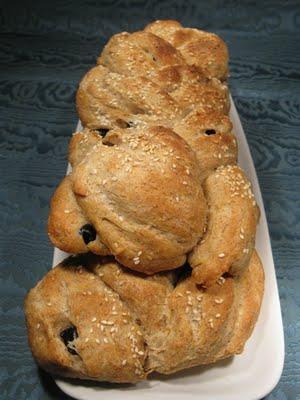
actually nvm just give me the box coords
[1,0,299,398]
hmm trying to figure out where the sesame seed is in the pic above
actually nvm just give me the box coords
[64,209,71,214]
[215,298,224,304]
[101,320,112,325]
[96,339,100,344]
[36,323,40,329]
[218,253,225,258]
[215,313,221,318]
[103,338,109,344]
[85,338,89,343]
[91,317,97,322]
[119,216,124,221]
[90,328,94,333]
[217,276,226,285]
[47,302,51,306]
[183,181,188,185]
[122,360,127,366]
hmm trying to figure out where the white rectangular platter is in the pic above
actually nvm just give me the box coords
[52,96,284,400]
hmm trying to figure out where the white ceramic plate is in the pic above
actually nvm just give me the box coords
[52,97,284,400]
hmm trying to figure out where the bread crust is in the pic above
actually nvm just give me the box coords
[25,251,264,382]
[49,126,207,273]
[145,20,229,80]
[28,20,265,384]
[189,165,260,286]
[48,19,258,284]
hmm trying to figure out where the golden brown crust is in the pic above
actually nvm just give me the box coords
[189,165,260,286]
[76,22,232,180]
[76,61,230,143]
[47,175,90,254]
[24,256,147,383]
[49,20,259,285]
[215,250,264,358]
[24,251,264,382]
[145,20,229,80]
[47,175,108,255]
[68,128,101,167]
[78,24,230,133]
[98,31,185,78]
[76,64,180,131]
[72,126,207,273]
[98,29,229,112]
[173,110,237,178]
[32,20,265,385]
[49,126,207,274]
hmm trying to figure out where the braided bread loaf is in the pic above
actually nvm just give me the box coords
[25,252,264,383]
[48,20,260,286]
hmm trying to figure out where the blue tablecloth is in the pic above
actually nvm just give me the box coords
[1,1,299,399]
